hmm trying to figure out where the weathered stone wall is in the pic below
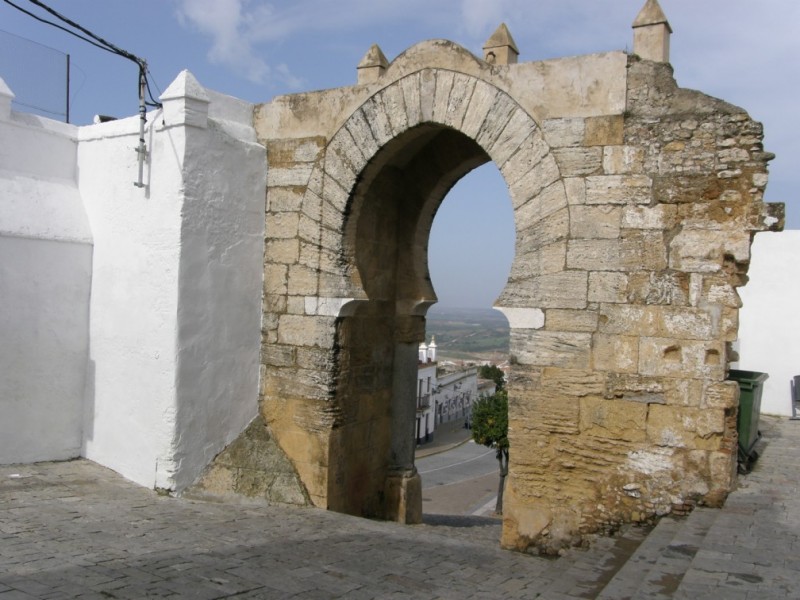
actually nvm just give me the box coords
[501,56,782,553]
[187,416,308,505]
[206,25,782,552]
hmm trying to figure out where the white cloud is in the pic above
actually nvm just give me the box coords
[174,0,455,86]
[171,0,798,224]
[460,0,510,38]
[175,0,292,85]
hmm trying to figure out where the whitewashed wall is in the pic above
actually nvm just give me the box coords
[79,71,265,491]
[737,230,800,416]
[0,79,91,463]
[171,83,266,491]
[0,72,265,492]
[77,111,184,488]
[416,362,437,442]
[434,367,478,426]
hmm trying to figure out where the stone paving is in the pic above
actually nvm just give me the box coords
[1,416,798,599]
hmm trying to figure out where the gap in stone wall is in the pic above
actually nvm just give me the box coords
[420,162,515,520]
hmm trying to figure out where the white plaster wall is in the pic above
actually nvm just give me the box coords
[737,230,800,416]
[434,368,478,425]
[77,114,184,488]
[0,70,264,490]
[416,363,437,440]
[170,93,266,491]
[0,104,92,463]
[0,236,91,462]
[77,74,265,491]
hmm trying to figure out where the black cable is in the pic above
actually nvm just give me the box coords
[2,0,120,57]
[3,0,163,109]
[144,68,161,107]
[24,0,142,67]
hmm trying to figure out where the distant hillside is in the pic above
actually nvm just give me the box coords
[424,306,509,361]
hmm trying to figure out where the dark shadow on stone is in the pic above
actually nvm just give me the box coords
[421,513,500,527]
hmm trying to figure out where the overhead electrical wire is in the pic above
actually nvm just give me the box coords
[4,0,166,187]
[2,0,162,107]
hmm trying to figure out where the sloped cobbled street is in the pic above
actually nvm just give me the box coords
[1,415,798,599]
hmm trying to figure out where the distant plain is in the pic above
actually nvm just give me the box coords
[425,306,509,362]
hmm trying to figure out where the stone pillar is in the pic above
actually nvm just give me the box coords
[357,44,389,85]
[384,339,422,524]
[159,69,210,129]
[483,23,519,65]
[632,0,672,63]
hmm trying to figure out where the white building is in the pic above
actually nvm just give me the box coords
[736,230,800,416]
[416,338,437,444]
[415,337,500,444]
[435,367,479,429]
[0,72,265,491]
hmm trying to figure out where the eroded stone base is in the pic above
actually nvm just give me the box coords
[185,415,310,506]
[384,470,422,524]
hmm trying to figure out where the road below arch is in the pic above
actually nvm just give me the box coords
[417,440,501,517]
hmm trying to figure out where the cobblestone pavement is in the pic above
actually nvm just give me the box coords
[1,417,798,599]
[672,416,800,599]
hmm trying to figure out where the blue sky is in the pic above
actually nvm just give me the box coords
[2,0,797,308]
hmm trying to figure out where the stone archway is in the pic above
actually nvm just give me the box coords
[263,68,563,523]
[200,7,782,554]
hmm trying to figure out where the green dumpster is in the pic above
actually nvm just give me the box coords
[727,369,768,472]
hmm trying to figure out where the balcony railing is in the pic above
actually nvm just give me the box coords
[416,394,431,411]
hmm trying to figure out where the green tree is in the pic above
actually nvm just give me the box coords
[471,390,509,514]
[478,364,505,391]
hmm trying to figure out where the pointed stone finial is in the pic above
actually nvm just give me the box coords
[357,44,389,84]
[483,23,519,65]
[160,69,210,128]
[0,76,15,121]
[632,0,672,63]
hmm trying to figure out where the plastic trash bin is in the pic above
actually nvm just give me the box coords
[727,369,768,472]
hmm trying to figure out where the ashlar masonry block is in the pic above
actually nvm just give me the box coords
[580,397,647,442]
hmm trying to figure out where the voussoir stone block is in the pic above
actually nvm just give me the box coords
[432,70,455,123]
[379,84,409,136]
[501,131,551,186]
[443,73,476,130]
[460,80,498,139]
[509,154,561,209]
[399,73,422,126]
[491,108,538,167]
